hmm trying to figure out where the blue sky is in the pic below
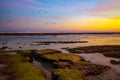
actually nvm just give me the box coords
[0,0,120,32]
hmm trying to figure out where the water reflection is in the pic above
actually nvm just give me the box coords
[0,34,120,50]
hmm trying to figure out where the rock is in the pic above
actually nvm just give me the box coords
[33,49,111,76]
[53,61,110,76]
[17,50,33,62]
[103,51,120,58]
[34,49,62,55]
[63,45,120,58]
[34,41,88,44]
[0,64,8,80]
[2,43,6,45]
[53,62,72,68]
[52,69,88,80]
[19,46,22,48]
[110,60,120,65]
[0,46,8,49]
[0,54,47,80]
[41,53,84,63]
[33,49,62,61]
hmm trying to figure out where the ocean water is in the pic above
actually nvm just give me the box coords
[0,34,120,51]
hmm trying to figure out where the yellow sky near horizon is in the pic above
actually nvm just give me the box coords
[60,16,120,32]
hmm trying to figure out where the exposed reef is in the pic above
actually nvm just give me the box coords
[52,69,87,80]
[33,41,88,45]
[0,53,47,80]
[0,49,112,80]
[110,60,120,65]
[63,45,120,58]
[34,49,110,76]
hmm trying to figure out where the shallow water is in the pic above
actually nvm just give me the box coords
[0,34,120,50]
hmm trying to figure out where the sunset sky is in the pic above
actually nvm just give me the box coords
[0,0,120,32]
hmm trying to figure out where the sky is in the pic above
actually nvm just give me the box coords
[0,0,120,32]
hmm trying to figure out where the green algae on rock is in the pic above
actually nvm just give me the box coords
[42,53,84,63]
[34,49,62,55]
[52,69,88,80]
[17,50,32,57]
[53,61,110,76]
[17,50,33,62]
[0,54,47,80]
[0,49,16,53]
[0,49,5,53]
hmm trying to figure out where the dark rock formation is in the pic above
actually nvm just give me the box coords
[0,46,8,49]
[63,45,120,58]
[110,60,120,65]
[53,61,110,76]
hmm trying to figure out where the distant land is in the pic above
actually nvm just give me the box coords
[0,32,120,36]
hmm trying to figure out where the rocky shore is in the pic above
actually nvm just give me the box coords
[0,49,111,80]
[0,50,47,80]
[34,41,88,45]
[63,45,120,58]
[33,49,110,80]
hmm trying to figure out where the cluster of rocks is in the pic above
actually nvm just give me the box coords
[33,49,111,77]
[33,41,88,45]
[63,45,120,58]
[110,60,120,65]
[0,49,113,80]
[55,62,110,76]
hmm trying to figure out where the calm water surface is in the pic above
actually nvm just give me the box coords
[0,34,120,50]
